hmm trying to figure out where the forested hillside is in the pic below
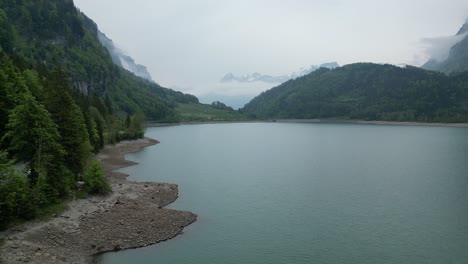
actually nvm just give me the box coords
[0,0,198,121]
[0,0,249,229]
[243,63,468,122]
[0,0,192,229]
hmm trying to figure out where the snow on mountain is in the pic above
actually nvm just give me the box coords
[221,62,339,84]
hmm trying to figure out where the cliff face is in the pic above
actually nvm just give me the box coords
[0,0,198,120]
[97,31,156,83]
[422,22,468,74]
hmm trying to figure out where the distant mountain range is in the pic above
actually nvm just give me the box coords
[98,31,155,83]
[220,62,339,84]
[422,21,468,73]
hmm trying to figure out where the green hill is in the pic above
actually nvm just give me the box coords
[0,0,247,229]
[0,0,199,121]
[242,63,468,122]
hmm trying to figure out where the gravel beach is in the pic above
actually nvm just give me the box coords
[0,137,197,264]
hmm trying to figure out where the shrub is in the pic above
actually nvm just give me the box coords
[83,160,110,195]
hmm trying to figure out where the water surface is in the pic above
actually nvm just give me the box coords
[98,123,468,264]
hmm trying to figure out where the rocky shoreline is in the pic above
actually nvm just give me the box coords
[0,137,197,264]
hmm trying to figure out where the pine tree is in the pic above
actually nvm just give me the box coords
[2,93,70,196]
[0,151,35,229]
[44,68,92,176]
[0,55,29,139]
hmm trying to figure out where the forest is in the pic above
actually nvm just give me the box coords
[1,0,468,232]
[243,63,468,122]
[0,0,190,229]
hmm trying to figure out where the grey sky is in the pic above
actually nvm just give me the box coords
[74,0,468,101]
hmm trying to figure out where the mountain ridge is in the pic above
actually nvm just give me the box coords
[221,62,339,84]
[97,31,155,83]
[422,21,468,73]
[242,63,468,122]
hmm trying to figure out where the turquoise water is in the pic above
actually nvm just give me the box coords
[98,123,468,264]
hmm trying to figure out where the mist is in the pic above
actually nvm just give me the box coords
[74,0,468,106]
[422,32,468,62]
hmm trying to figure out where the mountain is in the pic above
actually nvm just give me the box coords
[97,31,155,83]
[422,21,468,74]
[0,0,199,121]
[221,62,339,84]
[220,72,289,83]
[242,63,468,122]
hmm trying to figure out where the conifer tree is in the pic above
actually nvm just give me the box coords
[44,68,92,176]
[0,55,29,138]
[2,93,69,196]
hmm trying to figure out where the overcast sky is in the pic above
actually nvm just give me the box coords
[74,0,468,105]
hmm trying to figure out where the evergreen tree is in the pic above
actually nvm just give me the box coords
[89,106,105,149]
[83,109,100,153]
[44,68,92,176]
[125,113,131,128]
[0,151,35,229]
[2,93,70,196]
[0,55,29,138]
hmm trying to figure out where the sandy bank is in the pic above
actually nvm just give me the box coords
[0,137,197,264]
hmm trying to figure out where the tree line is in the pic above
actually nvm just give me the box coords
[243,63,468,122]
[0,54,144,229]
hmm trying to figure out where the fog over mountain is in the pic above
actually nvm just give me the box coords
[422,20,468,73]
[98,31,155,83]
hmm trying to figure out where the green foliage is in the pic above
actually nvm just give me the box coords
[176,103,251,122]
[44,68,92,176]
[0,152,36,229]
[0,54,30,138]
[0,0,199,121]
[122,113,145,139]
[243,63,468,122]
[0,0,250,232]
[211,101,234,111]
[36,202,68,222]
[83,160,110,195]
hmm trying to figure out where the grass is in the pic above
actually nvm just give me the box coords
[175,103,253,122]
[36,202,69,222]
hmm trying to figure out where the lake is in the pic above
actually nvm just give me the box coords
[98,122,468,264]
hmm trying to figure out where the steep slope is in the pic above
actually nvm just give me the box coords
[98,31,155,83]
[0,0,197,120]
[243,63,468,122]
[422,21,468,74]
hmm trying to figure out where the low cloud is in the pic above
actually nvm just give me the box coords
[421,32,468,62]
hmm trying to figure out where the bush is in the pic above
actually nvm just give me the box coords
[0,152,35,229]
[83,160,110,195]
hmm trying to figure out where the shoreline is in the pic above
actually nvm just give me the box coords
[275,119,468,128]
[146,119,468,128]
[0,137,197,264]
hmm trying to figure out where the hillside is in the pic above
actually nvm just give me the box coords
[422,21,468,74]
[97,31,155,83]
[0,0,247,230]
[242,63,468,122]
[0,0,198,121]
